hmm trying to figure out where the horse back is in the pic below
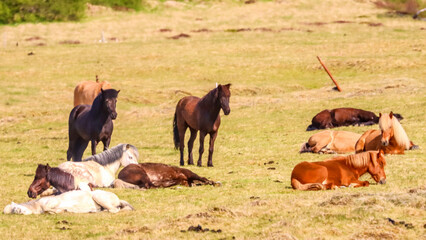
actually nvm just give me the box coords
[311,110,332,129]
[291,161,328,184]
[74,81,110,107]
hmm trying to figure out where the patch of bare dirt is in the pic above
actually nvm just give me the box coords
[333,20,354,24]
[186,212,212,218]
[59,40,80,45]
[25,36,42,41]
[167,33,190,39]
[360,22,384,27]
[159,28,172,32]
[191,28,212,33]
[301,22,328,26]
[117,226,150,235]
[352,231,395,240]
[225,28,252,32]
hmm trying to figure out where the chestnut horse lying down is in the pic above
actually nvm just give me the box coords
[306,108,403,131]
[300,130,361,154]
[4,190,133,215]
[291,150,386,190]
[73,76,111,107]
[113,163,220,189]
[355,112,418,154]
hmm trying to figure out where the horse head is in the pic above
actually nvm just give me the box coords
[379,112,394,146]
[217,84,231,115]
[101,89,120,120]
[120,144,139,167]
[367,150,386,184]
[27,164,51,199]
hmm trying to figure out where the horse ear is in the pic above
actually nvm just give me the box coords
[389,112,393,119]
[45,164,51,170]
[117,90,120,94]
[126,144,130,149]
[101,88,104,94]
[379,113,382,117]
[225,83,231,89]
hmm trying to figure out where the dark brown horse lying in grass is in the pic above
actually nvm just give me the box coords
[114,163,220,189]
[306,107,403,131]
[291,150,386,190]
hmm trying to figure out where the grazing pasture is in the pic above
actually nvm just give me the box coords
[0,0,425,239]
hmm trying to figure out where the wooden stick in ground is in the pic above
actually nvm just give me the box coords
[317,56,342,92]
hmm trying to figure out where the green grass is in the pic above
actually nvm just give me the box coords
[0,0,425,239]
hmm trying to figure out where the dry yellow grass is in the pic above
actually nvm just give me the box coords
[0,0,425,239]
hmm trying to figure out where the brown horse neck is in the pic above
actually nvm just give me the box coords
[198,88,221,118]
[332,158,368,178]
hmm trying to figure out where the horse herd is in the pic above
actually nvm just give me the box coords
[3,79,419,215]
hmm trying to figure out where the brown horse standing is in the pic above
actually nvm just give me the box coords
[73,76,111,107]
[355,112,418,154]
[306,108,403,131]
[173,84,231,167]
[115,163,218,189]
[300,130,361,154]
[291,150,386,190]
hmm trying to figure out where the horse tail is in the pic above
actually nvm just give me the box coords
[299,142,311,153]
[173,112,179,149]
[119,200,134,211]
[291,178,325,191]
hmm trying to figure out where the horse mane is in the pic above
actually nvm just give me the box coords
[47,168,75,191]
[379,114,411,149]
[345,151,373,168]
[199,87,218,105]
[83,144,138,166]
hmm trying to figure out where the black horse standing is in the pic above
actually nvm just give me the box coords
[67,89,120,161]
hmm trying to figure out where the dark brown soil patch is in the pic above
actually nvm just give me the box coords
[35,43,46,46]
[333,20,353,24]
[360,22,384,27]
[254,27,274,32]
[167,33,190,39]
[183,224,222,233]
[25,36,42,41]
[244,0,256,4]
[191,28,212,33]
[225,28,252,32]
[159,28,172,32]
[302,22,327,26]
[59,40,80,44]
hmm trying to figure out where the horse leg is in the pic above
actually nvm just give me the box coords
[73,138,89,162]
[91,139,98,155]
[179,124,188,166]
[349,180,370,188]
[197,131,207,167]
[187,128,197,165]
[102,136,111,151]
[207,131,218,167]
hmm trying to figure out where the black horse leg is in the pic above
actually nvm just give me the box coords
[102,137,111,151]
[207,131,218,167]
[179,125,188,166]
[187,128,197,165]
[197,131,207,167]
[73,138,89,162]
[91,139,98,155]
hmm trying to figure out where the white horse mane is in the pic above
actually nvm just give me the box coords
[83,143,138,166]
[379,114,411,149]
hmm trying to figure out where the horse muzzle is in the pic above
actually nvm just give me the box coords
[110,112,117,120]
[223,108,231,115]
[381,140,389,146]
[379,179,386,185]
[27,189,37,199]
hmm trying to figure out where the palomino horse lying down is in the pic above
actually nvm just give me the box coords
[300,130,361,154]
[73,76,111,107]
[4,190,133,215]
[113,163,220,189]
[355,112,418,154]
[306,108,403,131]
[291,150,386,190]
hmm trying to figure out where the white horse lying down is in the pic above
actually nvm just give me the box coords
[4,190,133,215]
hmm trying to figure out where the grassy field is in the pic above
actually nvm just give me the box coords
[0,0,425,239]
